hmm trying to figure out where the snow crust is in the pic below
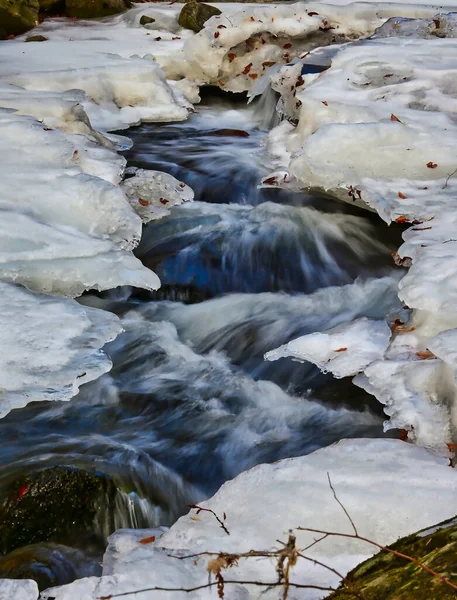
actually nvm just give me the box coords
[41,439,457,600]
[266,318,391,378]
[161,2,449,93]
[0,580,38,600]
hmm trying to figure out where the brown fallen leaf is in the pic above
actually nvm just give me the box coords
[398,192,407,199]
[391,324,416,333]
[283,42,292,49]
[242,63,253,75]
[308,11,319,16]
[139,536,156,544]
[447,443,456,452]
[214,31,220,38]
[228,52,236,62]
[248,73,258,79]
[390,113,401,122]
[426,161,438,168]
[334,347,347,353]
[395,215,409,223]
[138,198,149,206]
[416,349,436,359]
[321,100,328,106]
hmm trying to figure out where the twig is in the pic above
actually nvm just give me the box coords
[327,473,358,536]
[296,526,457,592]
[98,580,337,599]
[188,504,230,536]
[442,166,457,189]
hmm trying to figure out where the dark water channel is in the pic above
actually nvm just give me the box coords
[0,90,402,590]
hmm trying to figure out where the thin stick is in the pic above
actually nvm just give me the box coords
[327,473,358,536]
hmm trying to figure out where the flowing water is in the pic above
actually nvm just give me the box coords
[0,90,403,588]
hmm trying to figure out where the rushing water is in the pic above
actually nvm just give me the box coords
[0,90,403,588]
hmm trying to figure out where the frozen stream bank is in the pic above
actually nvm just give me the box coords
[1,1,457,598]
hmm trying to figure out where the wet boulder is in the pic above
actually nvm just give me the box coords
[0,0,38,38]
[178,0,221,33]
[0,466,116,554]
[0,543,100,590]
[65,0,130,19]
[326,516,457,599]
[139,14,154,26]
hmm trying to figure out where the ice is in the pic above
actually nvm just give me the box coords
[0,580,38,600]
[266,318,392,378]
[41,439,457,600]
[0,282,121,417]
[121,168,194,223]
[161,2,452,93]
[260,20,457,449]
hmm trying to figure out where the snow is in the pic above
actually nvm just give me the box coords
[266,317,392,378]
[0,580,38,600]
[40,439,457,600]
[161,2,450,93]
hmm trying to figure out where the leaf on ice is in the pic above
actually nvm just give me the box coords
[398,192,407,199]
[416,349,436,359]
[139,536,156,544]
[390,114,401,122]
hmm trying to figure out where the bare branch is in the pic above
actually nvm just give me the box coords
[188,504,230,536]
[98,580,337,599]
[296,526,457,592]
[327,472,358,536]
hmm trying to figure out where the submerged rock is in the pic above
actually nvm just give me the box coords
[178,0,221,33]
[0,466,116,554]
[0,0,38,38]
[65,0,129,19]
[326,516,457,599]
[0,543,100,590]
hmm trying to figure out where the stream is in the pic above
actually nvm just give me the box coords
[0,89,403,590]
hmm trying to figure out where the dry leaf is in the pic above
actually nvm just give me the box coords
[398,192,407,199]
[390,113,401,122]
[426,161,438,168]
[334,347,347,353]
[395,215,409,223]
[416,349,436,359]
[139,536,156,544]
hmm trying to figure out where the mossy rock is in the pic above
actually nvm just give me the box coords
[0,0,38,37]
[65,0,130,19]
[325,516,457,599]
[25,32,46,40]
[139,14,154,25]
[178,0,221,32]
[0,466,116,554]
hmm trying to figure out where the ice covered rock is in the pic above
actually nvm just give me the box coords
[122,168,194,223]
[40,439,457,600]
[266,318,392,378]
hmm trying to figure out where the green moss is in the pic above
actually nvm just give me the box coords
[325,517,457,599]
[178,0,221,32]
[65,0,129,19]
[0,0,38,36]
